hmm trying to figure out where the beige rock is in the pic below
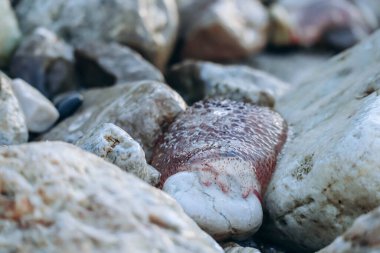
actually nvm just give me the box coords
[0,141,224,253]
[263,30,380,251]
[0,72,28,145]
[43,81,186,160]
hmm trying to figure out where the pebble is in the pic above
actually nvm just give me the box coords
[54,91,83,121]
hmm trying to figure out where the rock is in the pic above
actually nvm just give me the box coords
[11,78,59,133]
[223,243,262,253]
[151,99,287,240]
[0,0,21,67]
[167,60,290,106]
[75,123,160,185]
[15,0,178,69]
[75,42,164,88]
[54,91,84,121]
[9,27,76,99]
[43,81,186,160]
[0,141,224,253]
[263,30,380,251]
[0,72,28,145]
[177,0,268,60]
[317,206,380,253]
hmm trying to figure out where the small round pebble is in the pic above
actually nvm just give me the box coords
[54,91,83,120]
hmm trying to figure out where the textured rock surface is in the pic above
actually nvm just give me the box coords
[177,0,268,60]
[0,0,21,67]
[263,30,380,251]
[9,27,75,99]
[15,0,178,69]
[151,100,287,240]
[75,42,164,87]
[0,73,28,145]
[167,60,289,106]
[76,123,160,185]
[12,79,59,133]
[0,141,224,253]
[318,206,380,253]
[224,243,261,253]
[43,81,186,160]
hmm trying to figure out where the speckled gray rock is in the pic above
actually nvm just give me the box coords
[43,81,186,160]
[15,0,178,69]
[224,243,261,253]
[75,42,164,88]
[263,30,380,252]
[0,73,28,145]
[177,0,268,60]
[75,123,160,185]
[318,206,380,253]
[0,141,224,253]
[167,61,289,106]
[0,0,21,67]
[9,27,75,99]
[12,78,59,133]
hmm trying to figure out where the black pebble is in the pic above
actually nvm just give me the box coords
[54,91,84,121]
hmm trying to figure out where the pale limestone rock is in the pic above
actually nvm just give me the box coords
[263,30,380,251]
[0,141,224,253]
[223,243,261,253]
[12,78,59,133]
[75,123,160,185]
[0,73,28,145]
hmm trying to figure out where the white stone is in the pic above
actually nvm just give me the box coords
[223,243,262,253]
[12,78,59,133]
[75,123,160,185]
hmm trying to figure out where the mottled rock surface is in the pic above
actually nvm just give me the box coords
[0,141,224,253]
[224,243,261,253]
[43,81,186,160]
[263,30,380,251]
[15,0,178,69]
[12,79,59,133]
[0,72,28,145]
[9,27,75,99]
[76,123,160,185]
[75,42,164,87]
[167,60,289,106]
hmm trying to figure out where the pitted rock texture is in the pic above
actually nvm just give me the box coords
[43,81,186,161]
[0,72,28,145]
[76,123,160,185]
[151,99,287,240]
[15,0,178,69]
[0,141,224,253]
[263,30,380,252]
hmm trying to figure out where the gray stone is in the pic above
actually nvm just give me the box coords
[0,141,224,253]
[223,243,261,253]
[167,60,289,106]
[12,78,59,133]
[9,27,76,99]
[0,72,28,145]
[263,30,380,251]
[75,123,160,185]
[74,42,164,88]
[43,81,186,160]
[0,0,21,67]
[15,0,178,69]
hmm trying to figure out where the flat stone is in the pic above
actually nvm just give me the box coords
[75,123,160,185]
[263,30,380,251]
[0,141,224,253]
[11,78,59,133]
[0,72,28,145]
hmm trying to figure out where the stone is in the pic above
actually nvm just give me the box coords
[167,60,290,106]
[54,91,84,121]
[11,78,59,133]
[263,30,380,251]
[0,0,21,67]
[15,0,178,69]
[0,141,224,253]
[317,206,380,253]
[177,0,268,60]
[0,72,28,145]
[43,81,186,161]
[75,123,160,185]
[223,243,261,253]
[151,100,287,240]
[75,42,164,88]
[9,27,76,99]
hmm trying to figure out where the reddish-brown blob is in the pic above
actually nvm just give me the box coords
[151,99,287,198]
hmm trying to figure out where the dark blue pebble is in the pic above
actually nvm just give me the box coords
[54,92,84,121]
